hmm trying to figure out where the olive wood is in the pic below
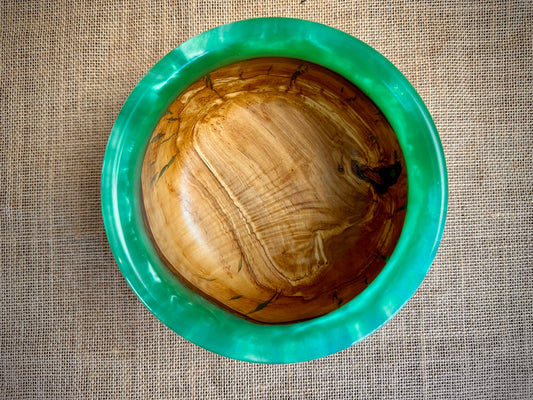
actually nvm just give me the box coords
[141,58,407,324]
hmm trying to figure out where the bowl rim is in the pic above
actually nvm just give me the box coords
[101,17,448,364]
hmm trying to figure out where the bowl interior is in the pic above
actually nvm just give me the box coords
[140,57,408,323]
[102,18,447,363]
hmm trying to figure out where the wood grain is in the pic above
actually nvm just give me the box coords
[141,58,408,324]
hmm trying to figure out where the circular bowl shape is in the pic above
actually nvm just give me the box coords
[102,18,447,363]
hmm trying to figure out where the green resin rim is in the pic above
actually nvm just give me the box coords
[101,18,447,364]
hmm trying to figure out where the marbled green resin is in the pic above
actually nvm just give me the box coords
[101,18,447,363]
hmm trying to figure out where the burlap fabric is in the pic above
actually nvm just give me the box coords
[1,1,531,398]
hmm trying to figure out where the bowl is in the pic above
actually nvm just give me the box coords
[101,18,447,363]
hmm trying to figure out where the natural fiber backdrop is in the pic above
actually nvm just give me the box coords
[1,1,532,399]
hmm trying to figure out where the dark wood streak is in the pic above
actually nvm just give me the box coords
[247,291,279,315]
[160,132,177,144]
[289,62,309,87]
[150,133,165,143]
[351,159,402,194]
[157,154,177,181]
[205,74,222,98]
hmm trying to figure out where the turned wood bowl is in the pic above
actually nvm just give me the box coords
[141,57,407,324]
[102,18,447,363]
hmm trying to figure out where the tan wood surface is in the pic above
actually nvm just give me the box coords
[141,58,407,323]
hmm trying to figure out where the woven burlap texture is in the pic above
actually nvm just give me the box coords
[1,1,532,399]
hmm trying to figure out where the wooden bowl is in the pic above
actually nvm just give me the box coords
[141,57,407,323]
[102,18,447,363]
